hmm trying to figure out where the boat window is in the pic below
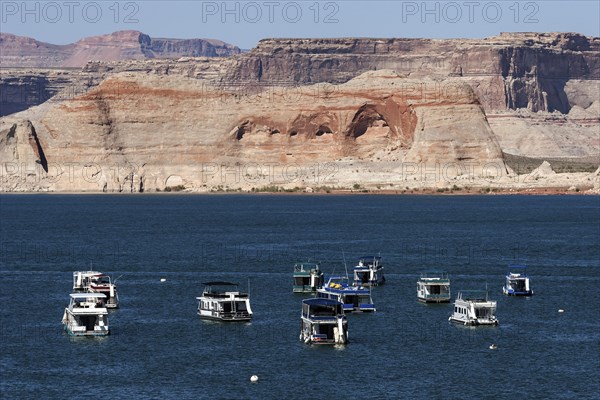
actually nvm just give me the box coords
[223,302,232,313]
[235,301,247,311]
[313,305,337,316]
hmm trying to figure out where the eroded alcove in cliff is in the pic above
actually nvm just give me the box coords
[287,112,339,140]
[345,100,417,149]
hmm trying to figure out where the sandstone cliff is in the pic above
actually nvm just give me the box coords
[1,32,598,193]
[0,71,508,192]
[225,33,599,113]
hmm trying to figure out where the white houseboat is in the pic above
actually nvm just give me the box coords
[317,277,376,313]
[353,256,385,286]
[449,290,499,326]
[196,282,253,322]
[300,298,348,345]
[61,293,110,336]
[417,271,451,303]
[293,262,324,293]
[73,271,99,291]
[502,265,533,296]
[73,271,119,308]
[89,274,119,308]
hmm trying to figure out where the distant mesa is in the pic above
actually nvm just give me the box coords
[0,30,241,68]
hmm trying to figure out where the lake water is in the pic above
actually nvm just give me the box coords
[1,194,599,399]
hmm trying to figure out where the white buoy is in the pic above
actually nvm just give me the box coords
[250,375,259,383]
[558,309,564,313]
[489,344,497,350]
[160,278,167,282]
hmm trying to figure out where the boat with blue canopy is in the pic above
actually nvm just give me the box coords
[317,276,376,313]
[502,265,533,296]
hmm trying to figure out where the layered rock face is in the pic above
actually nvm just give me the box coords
[0,31,240,116]
[0,30,240,68]
[225,33,599,113]
[1,32,598,192]
[0,71,507,192]
[0,57,233,116]
[220,32,599,163]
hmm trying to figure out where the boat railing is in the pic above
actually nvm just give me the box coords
[203,292,248,298]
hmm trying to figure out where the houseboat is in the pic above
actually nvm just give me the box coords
[317,277,376,313]
[196,282,253,322]
[89,274,119,308]
[503,265,533,296]
[449,290,499,326]
[417,271,451,303]
[73,271,119,308]
[73,271,99,291]
[353,256,385,286]
[61,293,110,336]
[293,262,324,293]
[300,298,348,345]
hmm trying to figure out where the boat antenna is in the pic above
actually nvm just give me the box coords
[114,274,124,284]
[341,249,349,280]
[248,278,251,297]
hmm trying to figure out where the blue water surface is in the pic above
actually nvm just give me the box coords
[1,194,599,399]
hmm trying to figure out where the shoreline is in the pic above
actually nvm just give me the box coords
[0,186,597,196]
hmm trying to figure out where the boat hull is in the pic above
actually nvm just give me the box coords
[63,325,110,336]
[503,286,533,296]
[344,305,376,313]
[418,297,451,303]
[449,316,499,326]
[197,310,252,322]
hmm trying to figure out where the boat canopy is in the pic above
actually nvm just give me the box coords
[358,256,381,260]
[303,298,342,307]
[70,293,107,299]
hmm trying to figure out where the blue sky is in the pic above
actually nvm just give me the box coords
[1,1,598,48]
